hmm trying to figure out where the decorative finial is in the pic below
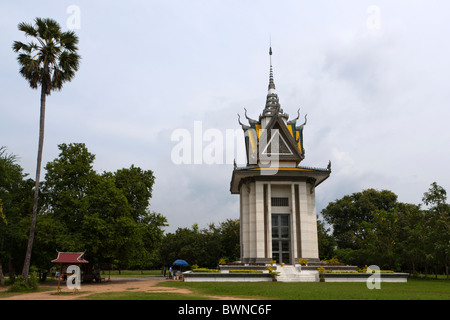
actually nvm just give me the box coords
[237,114,250,130]
[244,107,258,124]
[268,45,276,92]
[269,33,272,57]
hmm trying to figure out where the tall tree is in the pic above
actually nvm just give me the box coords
[12,18,81,280]
[43,143,96,227]
[363,208,401,269]
[0,199,3,286]
[321,189,398,250]
[422,182,450,278]
[114,165,155,222]
[215,219,240,263]
[40,143,167,269]
[317,219,336,260]
[0,147,34,283]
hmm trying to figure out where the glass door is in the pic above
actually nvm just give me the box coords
[271,214,291,264]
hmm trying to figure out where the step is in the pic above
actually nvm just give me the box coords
[276,266,319,282]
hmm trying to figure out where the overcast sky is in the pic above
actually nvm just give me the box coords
[1,1,449,233]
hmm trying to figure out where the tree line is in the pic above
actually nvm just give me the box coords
[1,143,449,283]
[0,143,241,283]
[318,186,450,278]
[0,144,168,284]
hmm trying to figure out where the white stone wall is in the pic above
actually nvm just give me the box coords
[240,179,319,264]
[297,182,319,260]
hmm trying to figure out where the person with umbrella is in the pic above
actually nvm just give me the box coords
[172,260,189,280]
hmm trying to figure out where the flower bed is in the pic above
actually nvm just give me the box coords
[229,270,263,274]
[183,271,272,282]
[185,265,272,282]
[192,268,220,273]
[219,264,270,271]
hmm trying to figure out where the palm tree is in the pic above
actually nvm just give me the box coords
[12,18,81,280]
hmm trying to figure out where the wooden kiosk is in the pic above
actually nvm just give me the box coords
[51,251,88,292]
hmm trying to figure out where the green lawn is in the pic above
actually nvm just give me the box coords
[76,279,449,300]
[2,276,448,300]
[158,279,450,300]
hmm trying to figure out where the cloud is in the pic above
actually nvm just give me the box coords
[2,1,450,233]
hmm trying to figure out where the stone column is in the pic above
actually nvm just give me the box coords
[298,181,319,260]
[240,182,250,262]
[248,181,256,261]
[265,183,272,260]
[255,181,265,261]
[290,183,298,265]
[307,184,319,260]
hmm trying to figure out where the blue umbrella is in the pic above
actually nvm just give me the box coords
[172,259,189,267]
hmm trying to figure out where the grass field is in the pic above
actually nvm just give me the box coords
[79,279,449,300]
[1,270,448,300]
[154,279,450,300]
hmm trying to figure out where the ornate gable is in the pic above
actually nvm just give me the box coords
[258,115,305,163]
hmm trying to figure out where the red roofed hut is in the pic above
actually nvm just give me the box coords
[51,252,89,264]
[51,251,89,291]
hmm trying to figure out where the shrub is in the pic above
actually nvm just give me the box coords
[269,271,280,278]
[28,273,39,290]
[325,257,344,265]
[317,267,326,282]
[7,274,39,292]
[357,265,394,273]
[229,270,262,274]
[192,268,220,273]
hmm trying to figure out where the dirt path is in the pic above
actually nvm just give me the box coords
[0,277,248,300]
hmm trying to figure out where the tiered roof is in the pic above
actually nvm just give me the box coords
[237,46,309,166]
[231,46,331,194]
[51,251,88,264]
